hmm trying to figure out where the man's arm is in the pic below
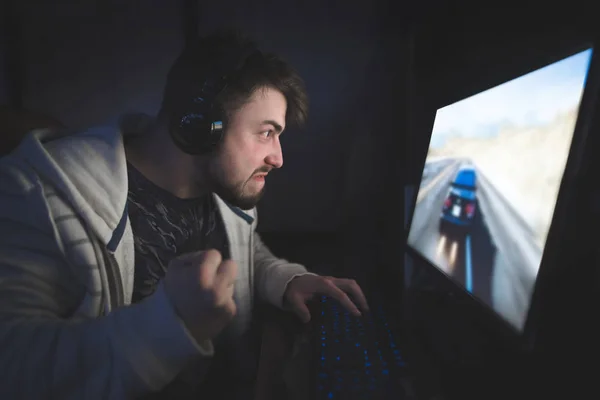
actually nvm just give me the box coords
[0,169,213,399]
[253,231,315,308]
[251,212,368,323]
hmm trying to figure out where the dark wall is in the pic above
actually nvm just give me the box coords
[18,0,183,128]
[1,1,15,105]
[0,36,7,105]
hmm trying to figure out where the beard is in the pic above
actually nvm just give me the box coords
[209,169,268,210]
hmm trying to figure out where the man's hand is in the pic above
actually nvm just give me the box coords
[164,249,237,343]
[284,275,369,323]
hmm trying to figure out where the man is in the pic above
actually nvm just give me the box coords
[0,29,367,399]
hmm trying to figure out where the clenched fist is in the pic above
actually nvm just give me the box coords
[164,249,237,343]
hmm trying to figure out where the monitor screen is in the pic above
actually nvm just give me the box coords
[407,48,594,332]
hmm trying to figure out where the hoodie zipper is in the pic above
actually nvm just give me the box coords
[103,203,129,311]
[103,250,125,310]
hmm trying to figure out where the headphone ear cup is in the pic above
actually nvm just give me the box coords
[167,45,256,155]
[170,108,216,155]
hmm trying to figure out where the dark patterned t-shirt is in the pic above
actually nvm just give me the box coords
[127,162,230,303]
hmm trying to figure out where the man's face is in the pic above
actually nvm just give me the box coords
[207,86,286,210]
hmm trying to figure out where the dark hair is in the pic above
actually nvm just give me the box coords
[160,29,309,129]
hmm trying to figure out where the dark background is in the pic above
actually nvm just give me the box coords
[2,0,599,398]
[3,0,596,234]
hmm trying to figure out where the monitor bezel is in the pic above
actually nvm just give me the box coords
[405,40,598,347]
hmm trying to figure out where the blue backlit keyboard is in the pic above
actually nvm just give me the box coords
[313,295,418,399]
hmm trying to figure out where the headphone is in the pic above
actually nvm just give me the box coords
[169,41,261,155]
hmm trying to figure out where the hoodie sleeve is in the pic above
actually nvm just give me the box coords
[0,164,213,400]
[252,209,316,308]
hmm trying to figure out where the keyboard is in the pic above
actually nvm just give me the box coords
[312,294,418,399]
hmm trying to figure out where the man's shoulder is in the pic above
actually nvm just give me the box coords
[0,154,38,196]
[1,124,128,204]
[0,125,122,197]
[43,125,123,154]
[2,125,123,166]
[0,150,53,230]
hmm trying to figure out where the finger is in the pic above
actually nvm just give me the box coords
[320,280,361,317]
[288,292,311,323]
[332,278,369,312]
[213,260,237,300]
[224,297,237,317]
[197,249,222,287]
[216,278,235,306]
[215,259,237,285]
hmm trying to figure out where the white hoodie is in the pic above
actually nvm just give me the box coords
[0,126,310,399]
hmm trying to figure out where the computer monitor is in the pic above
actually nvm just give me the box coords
[406,46,595,334]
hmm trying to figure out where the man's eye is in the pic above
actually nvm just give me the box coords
[261,130,272,138]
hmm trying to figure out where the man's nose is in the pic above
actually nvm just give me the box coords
[265,138,283,169]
